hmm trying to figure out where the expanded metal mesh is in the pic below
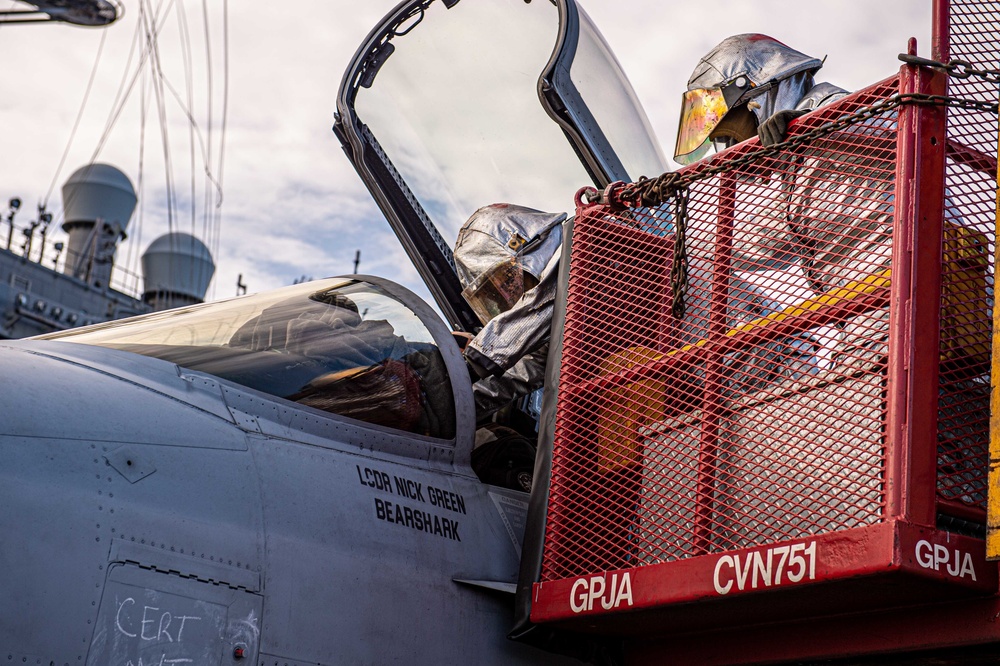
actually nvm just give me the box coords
[543,80,901,580]
[934,0,997,513]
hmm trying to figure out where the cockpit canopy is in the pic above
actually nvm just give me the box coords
[38,278,457,439]
[335,0,667,331]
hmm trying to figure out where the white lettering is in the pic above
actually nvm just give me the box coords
[947,550,961,576]
[157,611,173,642]
[734,553,753,590]
[914,539,977,581]
[568,572,635,613]
[713,541,817,595]
[915,539,934,568]
[617,572,633,607]
[713,555,734,595]
[587,576,605,611]
[111,593,207,666]
[787,543,806,583]
[773,545,790,581]
[752,550,772,588]
[174,615,200,641]
[140,606,160,641]
[934,544,949,570]
[115,597,137,638]
[115,599,202,646]
[712,555,734,594]
[570,578,588,613]
[961,553,977,581]
[601,574,619,610]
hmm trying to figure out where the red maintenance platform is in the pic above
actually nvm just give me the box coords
[530,1,999,662]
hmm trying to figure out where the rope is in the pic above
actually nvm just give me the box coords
[44,28,110,208]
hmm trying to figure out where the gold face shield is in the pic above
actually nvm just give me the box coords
[674,76,759,166]
[674,87,730,165]
[461,256,526,326]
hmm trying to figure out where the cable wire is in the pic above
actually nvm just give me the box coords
[213,0,230,273]
[200,0,214,256]
[42,24,110,208]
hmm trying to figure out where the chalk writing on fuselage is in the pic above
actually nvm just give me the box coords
[114,596,204,665]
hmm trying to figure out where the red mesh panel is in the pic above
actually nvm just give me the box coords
[543,80,903,581]
[934,0,997,515]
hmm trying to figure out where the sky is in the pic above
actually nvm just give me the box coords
[0,0,931,315]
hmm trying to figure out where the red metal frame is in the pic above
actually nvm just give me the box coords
[533,522,994,627]
[519,0,1000,661]
[532,46,999,659]
[626,592,1000,665]
[933,0,950,62]
[890,56,950,527]
[691,174,736,555]
[545,209,678,573]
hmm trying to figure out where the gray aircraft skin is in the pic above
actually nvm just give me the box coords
[1,276,566,664]
[1,0,666,662]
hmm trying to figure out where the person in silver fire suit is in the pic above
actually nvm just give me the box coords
[454,203,566,419]
[674,33,905,297]
[674,34,900,385]
[674,33,848,163]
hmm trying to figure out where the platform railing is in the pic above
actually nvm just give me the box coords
[533,59,995,623]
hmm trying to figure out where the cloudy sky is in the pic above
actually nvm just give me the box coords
[0,0,930,313]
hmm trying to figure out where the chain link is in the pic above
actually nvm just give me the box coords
[670,187,689,319]
[612,91,997,211]
[596,86,998,319]
[898,53,1000,85]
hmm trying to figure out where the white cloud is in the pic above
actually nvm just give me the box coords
[0,0,935,323]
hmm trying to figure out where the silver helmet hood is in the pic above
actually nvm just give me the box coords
[455,204,566,291]
[686,33,824,124]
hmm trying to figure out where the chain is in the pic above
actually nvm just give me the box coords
[610,91,997,211]
[670,187,689,319]
[898,53,1000,85]
[592,85,998,319]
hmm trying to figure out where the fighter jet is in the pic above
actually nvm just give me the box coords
[1,0,664,663]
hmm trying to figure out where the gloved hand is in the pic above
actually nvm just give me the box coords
[758,108,809,146]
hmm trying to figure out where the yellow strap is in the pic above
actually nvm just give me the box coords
[987,110,1000,560]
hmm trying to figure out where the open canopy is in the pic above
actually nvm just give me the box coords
[334,0,666,331]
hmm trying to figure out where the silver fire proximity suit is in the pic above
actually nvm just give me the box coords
[454,204,566,418]
[674,34,904,302]
[675,33,848,164]
[673,34,896,391]
[668,33,983,528]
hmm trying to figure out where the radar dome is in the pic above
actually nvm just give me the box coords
[141,232,215,310]
[60,163,136,286]
[61,163,136,230]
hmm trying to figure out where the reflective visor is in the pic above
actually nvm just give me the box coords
[461,257,525,325]
[674,87,730,165]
